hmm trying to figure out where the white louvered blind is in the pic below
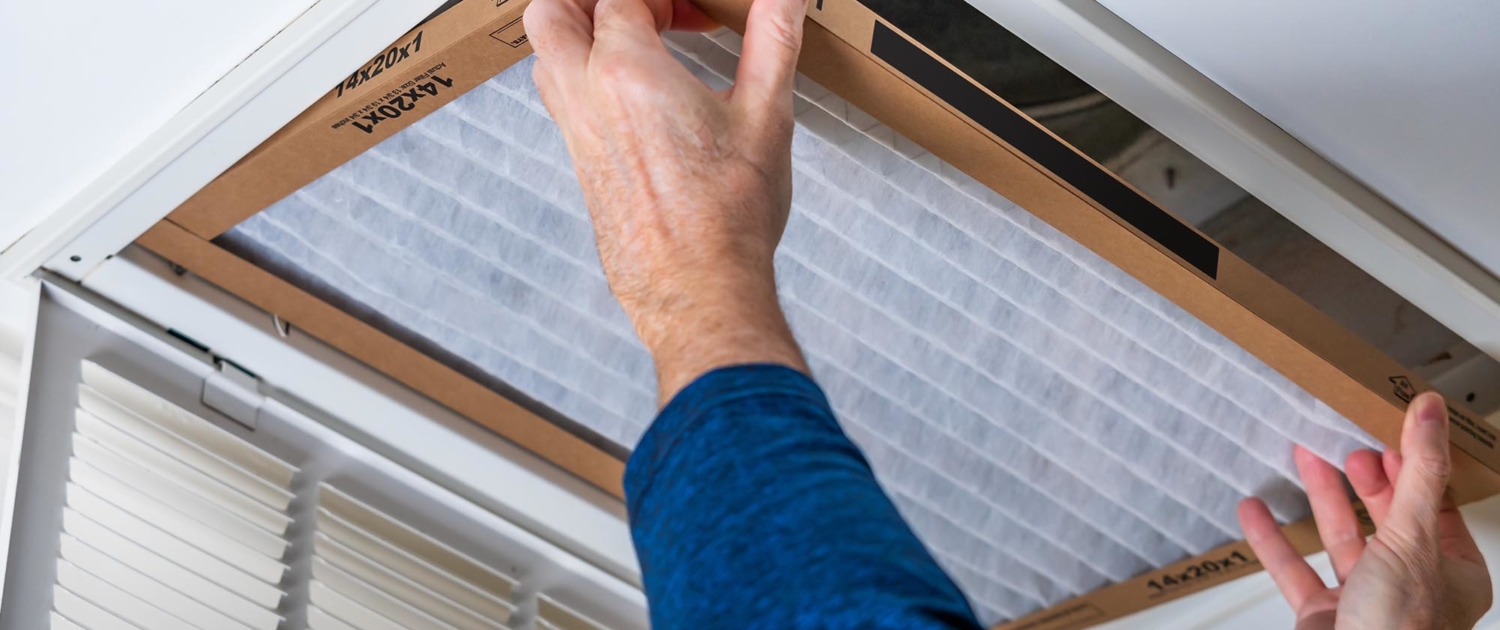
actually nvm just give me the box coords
[537,595,610,630]
[52,363,298,630]
[22,359,626,630]
[217,30,1383,624]
[309,483,519,630]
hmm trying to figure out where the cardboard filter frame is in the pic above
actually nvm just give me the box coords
[133,0,1500,627]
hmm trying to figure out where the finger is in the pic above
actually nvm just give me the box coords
[733,0,810,111]
[526,0,598,85]
[669,0,721,31]
[1383,448,1403,490]
[1346,448,1395,527]
[1386,392,1452,540]
[592,0,672,52]
[1239,498,1326,610]
[1437,493,1486,564]
[532,61,577,136]
[533,60,564,120]
[1295,447,1364,582]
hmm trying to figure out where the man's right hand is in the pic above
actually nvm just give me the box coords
[524,0,812,404]
[1239,392,1493,629]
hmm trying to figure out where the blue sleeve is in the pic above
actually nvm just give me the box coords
[625,364,983,630]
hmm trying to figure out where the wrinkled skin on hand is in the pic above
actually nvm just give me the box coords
[525,0,812,402]
[1240,392,1492,630]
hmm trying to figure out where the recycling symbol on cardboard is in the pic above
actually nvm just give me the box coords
[1389,375,1416,403]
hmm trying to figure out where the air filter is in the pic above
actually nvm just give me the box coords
[213,30,1382,625]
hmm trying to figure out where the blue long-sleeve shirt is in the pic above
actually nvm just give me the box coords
[625,364,984,629]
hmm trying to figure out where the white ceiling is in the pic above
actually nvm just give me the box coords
[1096,0,1500,280]
[0,0,317,254]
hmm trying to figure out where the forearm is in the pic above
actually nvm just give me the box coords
[631,266,807,403]
[521,0,983,625]
[626,365,983,630]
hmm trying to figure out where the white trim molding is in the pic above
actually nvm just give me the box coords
[965,0,1500,362]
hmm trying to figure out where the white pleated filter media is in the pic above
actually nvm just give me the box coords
[219,30,1382,624]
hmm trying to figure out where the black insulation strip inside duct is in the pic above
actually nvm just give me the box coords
[417,0,468,27]
[869,22,1221,280]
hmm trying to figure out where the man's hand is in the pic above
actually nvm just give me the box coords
[1240,392,1493,629]
[525,0,811,403]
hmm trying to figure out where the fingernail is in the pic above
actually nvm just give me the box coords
[1416,392,1446,424]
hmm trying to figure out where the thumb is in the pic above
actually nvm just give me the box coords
[1384,392,1452,542]
[733,0,810,112]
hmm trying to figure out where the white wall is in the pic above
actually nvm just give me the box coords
[1095,0,1500,281]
